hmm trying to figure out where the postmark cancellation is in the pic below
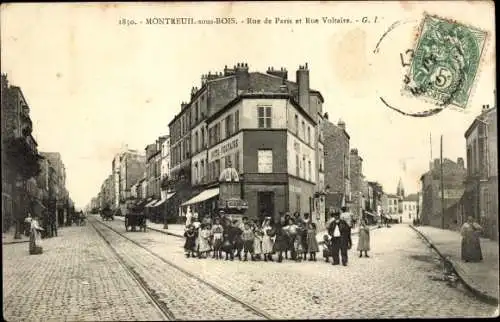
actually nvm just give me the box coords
[403,14,487,109]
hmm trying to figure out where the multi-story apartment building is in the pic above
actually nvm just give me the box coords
[322,117,351,211]
[39,152,67,225]
[176,63,326,225]
[420,158,466,230]
[463,105,498,240]
[112,149,146,209]
[1,75,40,234]
[160,135,171,181]
[401,193,418,223]
[349,148,364,222]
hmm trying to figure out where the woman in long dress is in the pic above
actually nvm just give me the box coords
[357,218,370,258]
[272,218,289,262]
[461,216,483,262]
[261,218,275,261]
[29,215,44,255]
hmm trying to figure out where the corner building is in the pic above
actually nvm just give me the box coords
[177,63,325,225]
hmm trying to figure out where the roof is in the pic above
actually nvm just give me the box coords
[464,106,496,138]
[404,193,419,202]
[205,93,317,126]
[385,194,399,199]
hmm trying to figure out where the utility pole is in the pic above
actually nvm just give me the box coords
[440,135,445,229]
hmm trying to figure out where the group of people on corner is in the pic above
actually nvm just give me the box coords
[184,212,320,262]
[183,206,372,266]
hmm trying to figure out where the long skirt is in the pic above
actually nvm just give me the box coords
[198,237,211,253]
[262,236,274,254]
[306,231,319,253]
[357,229,370,251]
[461,234,483,262]
[253,238,263,255]
[29,229,43,255]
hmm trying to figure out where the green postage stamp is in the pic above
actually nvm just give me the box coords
[403,15,487,109]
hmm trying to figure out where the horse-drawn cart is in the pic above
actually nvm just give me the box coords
[101,207,114,221]
[125,211,147,232]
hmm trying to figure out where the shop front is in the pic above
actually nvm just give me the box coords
[181,187,220,220]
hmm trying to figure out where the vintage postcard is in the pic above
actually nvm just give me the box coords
[1,1,497,320]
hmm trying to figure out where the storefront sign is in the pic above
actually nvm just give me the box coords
[209,133,242,162]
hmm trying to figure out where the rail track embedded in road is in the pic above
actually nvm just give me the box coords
[91,217,274,320]
[90,219,176,321]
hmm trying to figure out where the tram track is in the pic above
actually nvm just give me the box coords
[90,217,274,320]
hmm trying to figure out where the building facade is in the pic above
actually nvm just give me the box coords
[322,117,351,211]
[402,193,418,223]
[420,158,466,230]
[349,148,364,221]
[463,105,498,240]
[172,63,326,225]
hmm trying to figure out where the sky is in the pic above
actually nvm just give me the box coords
[1,2,495,209]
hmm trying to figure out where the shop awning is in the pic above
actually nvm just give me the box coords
[145,199,159,207]
[181,187,219,207]
[154,192,176,207]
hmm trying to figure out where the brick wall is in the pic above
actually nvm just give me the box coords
[322,120,350,194]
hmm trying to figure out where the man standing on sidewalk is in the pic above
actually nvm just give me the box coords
[340,206,353,249]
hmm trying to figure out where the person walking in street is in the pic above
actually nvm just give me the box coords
[460,216,483,262]
[340,206,353,250]
[261,217,274,262]
[29,215,44,255]
[357,218,370,258]
[306,222,319,261]
[328,212,350,266]
[24,213,33,237]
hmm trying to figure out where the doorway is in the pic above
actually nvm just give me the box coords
[258,191,274,225]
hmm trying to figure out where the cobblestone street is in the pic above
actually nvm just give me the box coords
[2,225,165,322]
[94,216,497,319]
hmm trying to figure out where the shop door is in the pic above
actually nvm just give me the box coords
[258,191,274,224]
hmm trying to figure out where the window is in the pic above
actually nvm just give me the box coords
[235,110,239,132]
[194,162,198,182]
[319,148,323,171]
[216,123,221,143]
[296,154,300,176]
[294,114,298,134]
[195,102,199,123]
[308,160,311,181]
[215,160,221,179]
[224,155,232,169]
[302,121,305,140]
[307,126,311,144]
[194,132,199,152]
[200,160,205,181]
[234,151,240,172]
[302,156,306,178]
[258,106,272,128]
[257,150,273,173]
[201,128,205,149]
[225,114,233,138]
[296,193,301,213]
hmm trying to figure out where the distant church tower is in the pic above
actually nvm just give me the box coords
[397,177,405,198]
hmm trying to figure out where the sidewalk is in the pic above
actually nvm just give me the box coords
[113,215,186,237]
[2,228,30,245]
[410,225,499,304]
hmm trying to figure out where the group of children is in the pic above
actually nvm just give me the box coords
[183,214,320,262]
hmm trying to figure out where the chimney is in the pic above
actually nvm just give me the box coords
[434,159,440,170]
[181,101,188,110]
[224,65,236,76]
[337,119,346,131]
[457,157,464,168]
[235,62,249,91]
[296,63,310,114]
[323,112,329,120]
[350,148,358,155]
[267,66,288,80]
[482,104,490,111]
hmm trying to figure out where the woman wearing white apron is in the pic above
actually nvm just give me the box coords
[29,215,44,255]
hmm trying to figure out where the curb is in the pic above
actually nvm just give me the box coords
[409,224,499,306]
[113,216,185,238]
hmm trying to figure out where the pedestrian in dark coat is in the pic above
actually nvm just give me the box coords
[272,218,289,263]
[327,212,350,266]
[228,220,243,261]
